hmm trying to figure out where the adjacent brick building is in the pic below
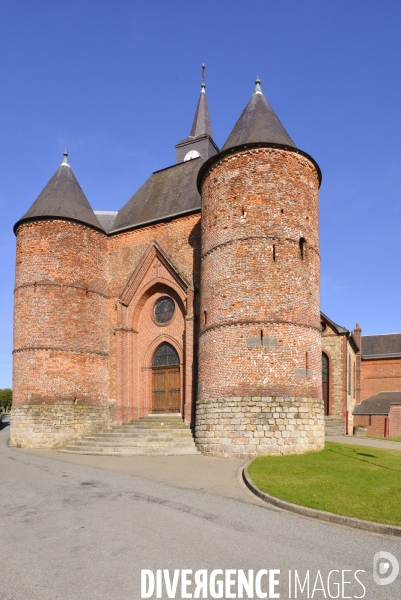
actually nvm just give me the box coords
[320,313,359,434]
[11,77,326,454]
[351,332,401,437]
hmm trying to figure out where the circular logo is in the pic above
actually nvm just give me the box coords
[373,551,399,586]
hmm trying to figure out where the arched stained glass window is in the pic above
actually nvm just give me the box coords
[154,296,175,324]
[152,343,180,367]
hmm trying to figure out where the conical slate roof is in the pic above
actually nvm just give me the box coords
[189,83,212,138]
[222,78,296,151]
[14,153,104,233]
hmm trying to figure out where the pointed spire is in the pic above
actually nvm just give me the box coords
[175,65,219,163]
[254,76,262,95]
[14,156,104,233]
[61,149,70,167]
[222,77,296,151]
[189,80,212,138]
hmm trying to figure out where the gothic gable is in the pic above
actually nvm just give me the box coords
[119,240,193,308]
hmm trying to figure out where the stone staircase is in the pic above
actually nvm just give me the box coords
[324,416,346,436]
[59,414,200,456]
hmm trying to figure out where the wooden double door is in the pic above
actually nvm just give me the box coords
[152,366,181,413]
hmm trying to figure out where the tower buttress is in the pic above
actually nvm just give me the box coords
[11,153,110,449]
[196,78,324,457]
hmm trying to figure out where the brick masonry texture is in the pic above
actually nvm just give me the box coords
[355,406,401,437]
[354,414,387,437]
[195,397,324,457]
[321,325,357,430]
[12,215,200,447]
[389,405,401,437]
[13,221,108,406]
[360,357,401,401]
[108,214,200,425]
[10,403,114,449]
[11,220,109,447]
[197,148,324,455]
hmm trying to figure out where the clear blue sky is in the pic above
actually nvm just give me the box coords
[0,1,400,387]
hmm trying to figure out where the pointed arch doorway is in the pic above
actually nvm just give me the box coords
[152,343,181,414]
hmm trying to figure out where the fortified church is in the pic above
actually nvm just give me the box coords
[11,74,400,455]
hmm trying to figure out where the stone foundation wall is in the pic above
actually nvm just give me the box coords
[10,402,115,449]
[195,396,324,457]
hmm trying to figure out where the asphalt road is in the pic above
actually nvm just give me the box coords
[1,415,400,600]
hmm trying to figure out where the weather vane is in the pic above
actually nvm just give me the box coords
[202,62,205,79]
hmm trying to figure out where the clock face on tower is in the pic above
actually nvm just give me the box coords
[184,149,200,161]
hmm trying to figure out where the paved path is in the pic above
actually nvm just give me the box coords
[1,416,401,600]
[326,435,401,451]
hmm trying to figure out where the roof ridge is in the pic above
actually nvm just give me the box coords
[362,333,401,337]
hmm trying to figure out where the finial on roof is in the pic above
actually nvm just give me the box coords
[202,62,206,79]
[61,150,70,167]
[254,76,263,95]
[201,82,206,93]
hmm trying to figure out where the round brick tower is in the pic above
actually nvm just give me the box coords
[11,152,110,449]
[196,79,325,457]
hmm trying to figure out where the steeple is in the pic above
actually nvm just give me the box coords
[175,66,219,163]
[189,82,213,138]
[222,77,296,151]
[14,152,104,233]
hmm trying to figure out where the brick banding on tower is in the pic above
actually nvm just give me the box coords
[195,81,324,456]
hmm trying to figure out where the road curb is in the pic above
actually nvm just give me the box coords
[242,463,401,537]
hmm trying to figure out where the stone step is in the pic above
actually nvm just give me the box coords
[69,438,196,448]
[135,416,184,422]
[324,416,346,436]
[59,446,200,456]
[113,421,189,431]
[59,413,200,456]
[84,430,193,441]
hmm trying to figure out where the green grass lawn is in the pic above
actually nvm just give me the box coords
[248,442,401,526]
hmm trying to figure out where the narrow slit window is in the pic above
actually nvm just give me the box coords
[204,310,207,326]
[273,244,276,261]
[299,237,306,260]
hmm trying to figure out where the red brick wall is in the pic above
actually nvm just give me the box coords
[13,220,109,406]
[354,414,386,437]
[198,148,321,400]
[389,405,401,437]
[360,357,401,401]
[13,213,200,425]
[108,214,200,423]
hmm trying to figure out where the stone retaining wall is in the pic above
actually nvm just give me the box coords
[195,396,324,457]
[10,402,114,449]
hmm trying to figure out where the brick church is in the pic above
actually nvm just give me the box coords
[10,75,400,455]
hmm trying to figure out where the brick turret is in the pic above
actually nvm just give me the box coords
[11,153,111,448]
[195,79,325,456]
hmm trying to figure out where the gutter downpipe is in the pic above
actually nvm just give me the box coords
[345,336,349,435]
